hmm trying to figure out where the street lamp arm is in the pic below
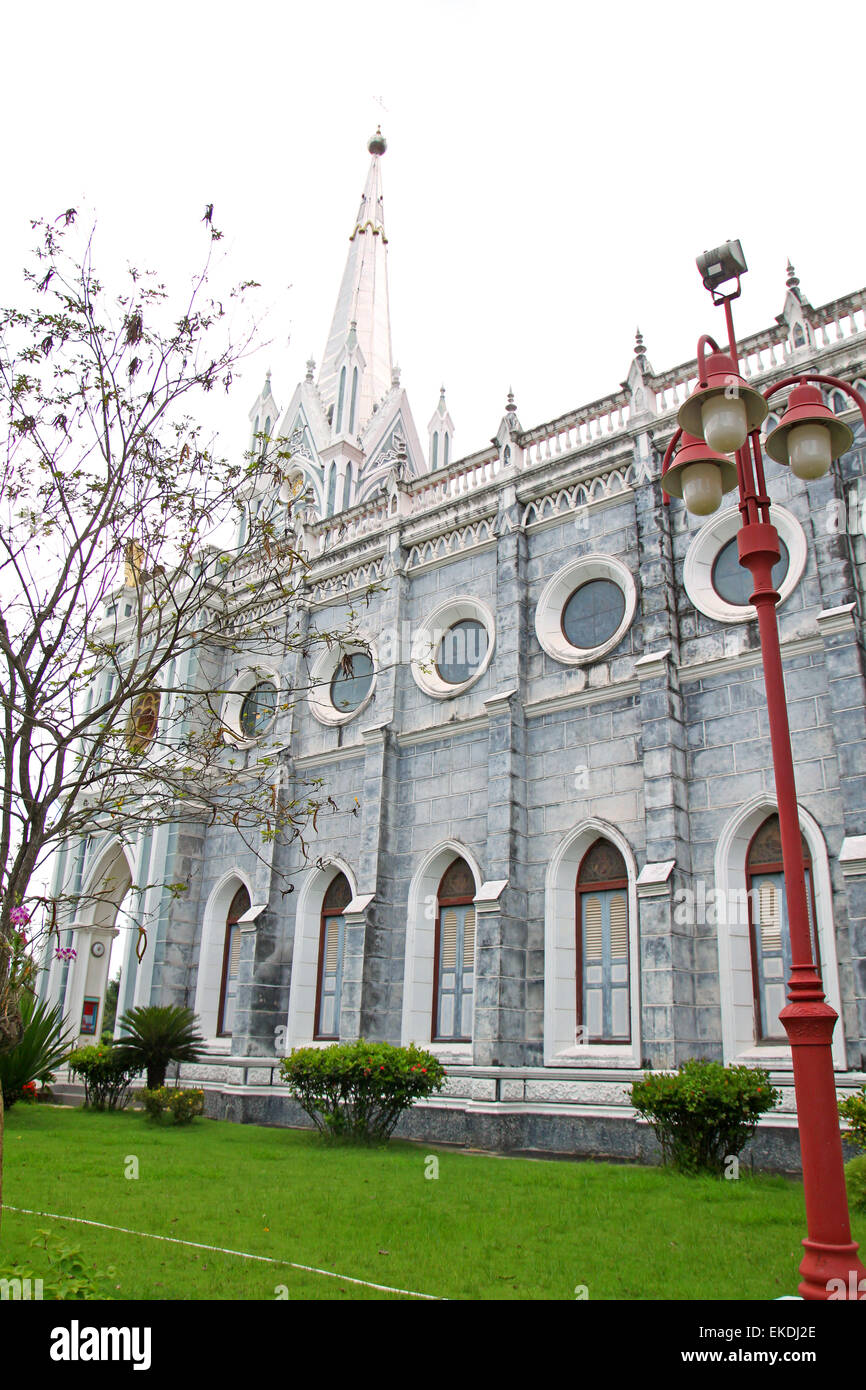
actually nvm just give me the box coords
[763,372,866,427]
[696,334,723,383]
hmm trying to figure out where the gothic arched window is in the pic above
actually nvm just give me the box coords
[349,367,359,434]
[432,858,476,1041]
[443,432,450,468]
[315,873,352,1039]
[432,431,439,469]
[747,815,818,1041]
[576,840,630,1043]
[218,884,250,1037]
[326,463,337,517]
[336,367,346,433]
[343,462,353,511]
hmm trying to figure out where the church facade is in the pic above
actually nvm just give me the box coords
[46,134,866,1165]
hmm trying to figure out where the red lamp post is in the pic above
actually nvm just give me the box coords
[662,243,866,1301]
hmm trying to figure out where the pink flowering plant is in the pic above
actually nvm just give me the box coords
[280,1039,445,1144]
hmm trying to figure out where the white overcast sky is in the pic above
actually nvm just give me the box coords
[3,0,865,468]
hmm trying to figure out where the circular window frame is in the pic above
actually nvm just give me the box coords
[308,641,377,726]
[411,597,496,699]
[683,503,807,624]
[221,666,282,748]
[535,555,636,665]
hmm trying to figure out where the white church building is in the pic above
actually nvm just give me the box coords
[45,132,866,1166]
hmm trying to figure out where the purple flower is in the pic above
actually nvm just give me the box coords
[54,946,77,961]
[9,906,30,926]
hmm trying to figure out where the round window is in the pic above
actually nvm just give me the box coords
[239,681,278,738]
[330,652,374,712]
[561,580,626,651]
[435,620,489,685]
[712,537,789,607]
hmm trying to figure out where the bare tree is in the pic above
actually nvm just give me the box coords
[0,211,373,1209]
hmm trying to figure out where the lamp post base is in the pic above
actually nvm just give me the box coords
[799,1241,866,1301]
[781,993,866,1300]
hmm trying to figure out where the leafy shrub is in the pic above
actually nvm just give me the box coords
[0,992,75,1107]
[280,1039,446,1144]
[139,1085,171,1119]
[139,1086,204,1124]
[630,1059,780,1174]
[5,1228,117,1299]
[114,1004,204,1089]
[68,1044,140,1111]
[839,1086,866,1154]
[844,1155,866,1213]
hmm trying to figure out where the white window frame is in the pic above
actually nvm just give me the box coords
[534,555,636,666]
[683,503,807,625]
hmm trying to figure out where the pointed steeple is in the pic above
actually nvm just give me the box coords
[428,386,455,471]
[317,130,394,437]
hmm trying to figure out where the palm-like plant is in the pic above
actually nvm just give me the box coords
[0,993,75,1106]
[114,1005,204,1089]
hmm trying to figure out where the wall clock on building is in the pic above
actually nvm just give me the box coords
[90,940,106,958]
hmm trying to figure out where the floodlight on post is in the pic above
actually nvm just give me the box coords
[696,239,748,296]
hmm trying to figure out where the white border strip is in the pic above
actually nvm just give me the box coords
[5,1205,444,1301]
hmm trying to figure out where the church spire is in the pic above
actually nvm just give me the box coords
[317,130,394,436]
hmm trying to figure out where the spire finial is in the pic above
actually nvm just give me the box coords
[368,126,387,156]
[634,327,646,358]
[786,259,800,291]
[506,387,516,414]
[305,357,315,382]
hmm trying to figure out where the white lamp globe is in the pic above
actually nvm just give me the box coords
[701,394,748,455]
[788,423,832,481]
[681,462,724,516]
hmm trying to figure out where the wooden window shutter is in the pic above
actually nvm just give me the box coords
[441,908,458,971]
[758,880,782,952]
[324,918,340,973]
[462,906,475,968]
[228,927,242,980]
[609,893,628,957]
[583,895,603,960]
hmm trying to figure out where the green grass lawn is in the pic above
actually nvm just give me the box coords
[2,1105,861,1300]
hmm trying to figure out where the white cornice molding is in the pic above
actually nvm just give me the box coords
[394,713,490,747]
[524,678,640,718]
[474,879,509,913]
[677,633,823,684]
[636,861,676,897]
[816,603,858,637]
[635,648,672,680]
[292,744,367,770]
[839,836,866,877]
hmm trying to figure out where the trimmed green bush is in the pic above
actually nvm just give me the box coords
[839,1085,866,1154]
[114,1004,204,1089]
[0,992,75,1107]
[844,1155,866,1212]
[139,1086,204,1124]
[630,1059,780,1174]
[280,1039,446,1144]
[68,1045,140,1111]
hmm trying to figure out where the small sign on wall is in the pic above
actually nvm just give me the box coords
[80,997,100,1035]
